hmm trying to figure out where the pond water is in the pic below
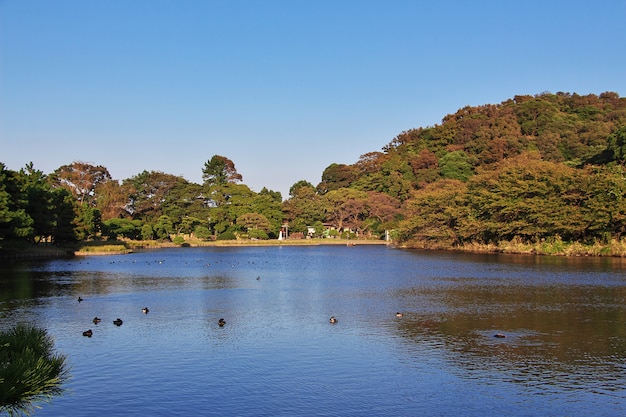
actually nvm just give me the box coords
[1,245,625,416]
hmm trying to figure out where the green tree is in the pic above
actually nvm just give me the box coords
[124,171,186,223]
[102,218,142,240]
[282,182,325,230]
[193,225,211,240]
[141,224,154,241]
[289,180,315,199]
[439,151,474,181]
[73,205,102,241]
[0,165,34,242]
[606,125,626,163]
[236,213,271,238]
[202,155,242,186]
[153,215,174,240]
[0,324,69,417]
[317,163,356,194]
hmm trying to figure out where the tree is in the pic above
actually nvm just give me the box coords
[409,148,440,185]
[397,179,466,248]
[439,151,474,181]
[0,324,69,417]
[317,163,356,194]
[102,218,142,240]
[50,162,111,207]
[193,225,211,240]
[282,183,325,231]
[141,224,154,240]
[153,215,174,240]
[363,191,401,236]
[124,171,186,223]
[0,165,34,242]
[94,180,133,221]
[289,180,315,199]
[606,125,626,163]
[236,213,271,237]
[73,205,102,241]
[202,155,242,186]
[459,153,587,243]
[322,188,368,233]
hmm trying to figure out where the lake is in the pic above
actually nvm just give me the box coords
[1,245,625,416]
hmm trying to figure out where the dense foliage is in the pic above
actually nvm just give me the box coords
[2,92,626,251]
[0,324,69,416]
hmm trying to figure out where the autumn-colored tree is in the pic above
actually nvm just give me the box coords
[397,179,466,248]
[94,180,133,221]
[409,148,439,185]
[322,188,368,233]
[580,165,626,240]
[50,162,111,206]
[459,153,587,243]
[361,191,401,237]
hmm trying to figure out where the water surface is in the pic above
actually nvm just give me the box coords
[1,246,625,416]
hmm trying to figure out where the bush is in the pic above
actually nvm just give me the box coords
[193,225,211,240]
[0,324,69,416]
[248,229,269,240]
[216,231,236,240]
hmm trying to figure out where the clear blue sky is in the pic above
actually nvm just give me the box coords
[1,1,625,198]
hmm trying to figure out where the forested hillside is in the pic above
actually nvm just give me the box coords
[2,92,626,255]
[316,91,626,252]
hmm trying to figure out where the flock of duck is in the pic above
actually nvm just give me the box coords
[78,296,506,339]
[79,296,229,338]
[78,295,405,337]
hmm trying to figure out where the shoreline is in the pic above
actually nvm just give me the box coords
[6,237,626,259]
[74,238,390,256]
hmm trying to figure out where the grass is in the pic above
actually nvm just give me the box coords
[457,237,626,257]
[74,240,132,255]
[399,235,626,257]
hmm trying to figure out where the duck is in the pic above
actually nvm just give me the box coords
[142,307,149,314]
[396,312,404,318]
[92,317,102,324]
[82,329,93,337]
[218,318,226,327]
[329,316,338,324]
[113,318,123,326]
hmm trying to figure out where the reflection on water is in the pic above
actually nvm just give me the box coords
[1,246,625,416]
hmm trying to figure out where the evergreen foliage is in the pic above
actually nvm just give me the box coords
[0,324,69,416]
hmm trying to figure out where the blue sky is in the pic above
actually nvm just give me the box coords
[1,1,625,198]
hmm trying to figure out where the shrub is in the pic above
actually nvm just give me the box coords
[216,231,236,240]
[0,324,69,416]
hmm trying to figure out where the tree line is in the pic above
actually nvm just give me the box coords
[2,92,626,252]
